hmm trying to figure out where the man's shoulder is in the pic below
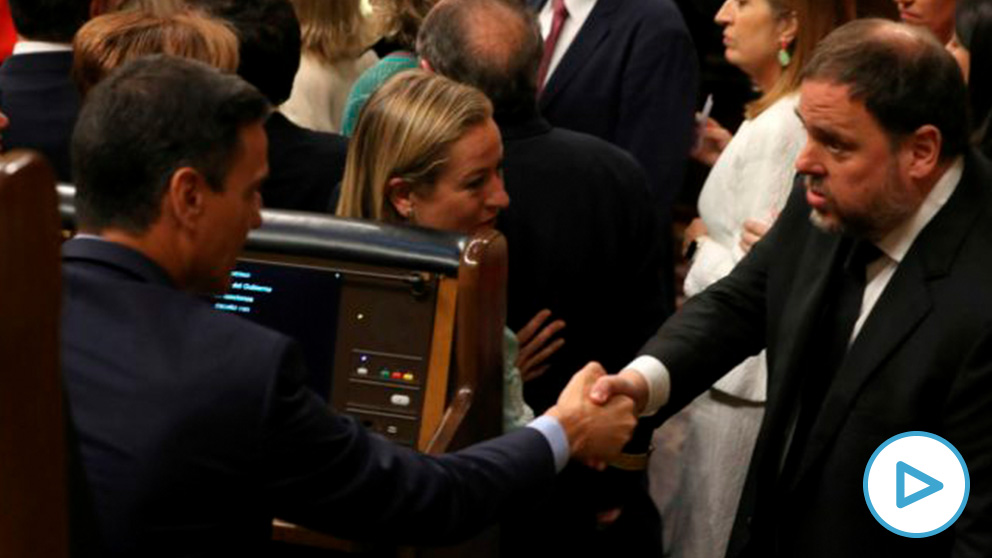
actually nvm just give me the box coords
[507,125,646,184]
[63,258,292,365]
[266,112,348,155]
[611,0,691,32]
[0,50,74,79]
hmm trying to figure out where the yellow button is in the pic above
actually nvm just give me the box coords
[403,373,414,381]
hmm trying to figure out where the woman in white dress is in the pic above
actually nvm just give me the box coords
[650,1,854,556]
[281,0,380,134]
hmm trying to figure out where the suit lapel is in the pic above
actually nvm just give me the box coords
[538,0,620,111]
[791,153,987,488]
[763,229,843,450]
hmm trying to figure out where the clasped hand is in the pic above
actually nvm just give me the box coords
[547,363,637,470]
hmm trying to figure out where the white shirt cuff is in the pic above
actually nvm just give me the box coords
[625,355,671,416]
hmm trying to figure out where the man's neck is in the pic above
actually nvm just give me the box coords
[93,228,187,289]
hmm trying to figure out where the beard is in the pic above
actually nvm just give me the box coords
[806,167,920,241]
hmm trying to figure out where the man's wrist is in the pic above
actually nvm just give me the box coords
[624,356,670,416]
[528,414,570,472]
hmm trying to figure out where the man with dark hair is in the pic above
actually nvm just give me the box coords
[63,54,637,556]
[591,19,992,557]
[187,0,348,212]
[0,0,91,181]
[418,0,667,554]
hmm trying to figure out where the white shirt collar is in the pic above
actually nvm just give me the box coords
[562,0,597,20]
[13,41,73,55]
[875,156,964,263]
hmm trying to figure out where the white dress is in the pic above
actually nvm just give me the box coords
[650,94,805,558]
[281,50,378,134]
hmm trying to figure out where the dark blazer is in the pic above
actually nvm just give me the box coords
[531,0,699,214]
[497,113,669,413]
[0,51,79,181]
[61,238,555,557]
[263,111,348,213]
[642,153,992,557]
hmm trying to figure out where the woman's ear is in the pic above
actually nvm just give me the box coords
[779,11,798,46]
[387,177,415,220]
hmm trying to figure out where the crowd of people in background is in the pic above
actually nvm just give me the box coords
[1,0,990,556]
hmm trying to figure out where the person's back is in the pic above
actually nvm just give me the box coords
[498,118,666,412]
[0,0,89,181]
[62,240,299,554]
[188,0,349,212]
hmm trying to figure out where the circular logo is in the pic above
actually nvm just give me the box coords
[863,431,969,538]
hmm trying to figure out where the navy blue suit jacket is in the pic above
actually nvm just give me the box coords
[532,0,699,215]
[496,113,668,413]
[61,238,555,557]
[263,112,348,213]
[0,51,79,182]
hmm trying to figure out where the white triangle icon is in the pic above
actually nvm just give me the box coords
[904,473,928,498]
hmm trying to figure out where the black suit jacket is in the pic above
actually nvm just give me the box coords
[497,113,669,413]
[263,111,348,213]
[0,51,79,181]
[61,238,555,557]
[642,154,992,557]
[532,0,698,214]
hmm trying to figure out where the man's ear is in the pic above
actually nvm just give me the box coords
[387,177,415,219]
[420,58,434,73]
[163,167,209,231]
[905,124,943,181]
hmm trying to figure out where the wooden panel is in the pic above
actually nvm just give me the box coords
[419,277,457,451]
[0,151,68,558]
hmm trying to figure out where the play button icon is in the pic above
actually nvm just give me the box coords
[864,432,969,538]
[896,461,943,508]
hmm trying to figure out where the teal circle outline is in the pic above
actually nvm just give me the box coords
[862,430,970,538]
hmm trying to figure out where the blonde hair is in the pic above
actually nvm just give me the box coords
[73,9,240,97]
[290,0,379,63]
[378,0,436,51]
[746,0,855,118]
[336,70,493,223]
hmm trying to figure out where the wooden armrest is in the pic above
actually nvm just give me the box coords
[423,388,474,456]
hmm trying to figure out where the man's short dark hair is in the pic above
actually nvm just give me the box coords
[801,19,969,159]
[8,0,90,43]
[417,0,541,120]
[186,0,302,105]
[72,55,270,233]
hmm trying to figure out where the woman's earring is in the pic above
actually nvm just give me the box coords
[778,39,792,67]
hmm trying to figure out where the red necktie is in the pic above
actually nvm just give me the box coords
[537,0,569,93]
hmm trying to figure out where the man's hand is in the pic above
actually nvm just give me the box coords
[545,363,637,470]
[589,369,650,414]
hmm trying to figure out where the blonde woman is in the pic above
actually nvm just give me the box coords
[338,70,565,431]
[281,0,379,133]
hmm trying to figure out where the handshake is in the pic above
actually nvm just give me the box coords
[544,363,650,469]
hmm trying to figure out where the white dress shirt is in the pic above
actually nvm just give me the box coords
[12,41,73,55]
[537,0,597,87]
[631,157,966,416]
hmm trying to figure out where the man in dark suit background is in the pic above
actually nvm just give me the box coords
[418,1,668,554]
[0,0,90,181]
[188,0,348,213]
[62,54,637,556]
[529,0,698,311]
[591,20,992,557]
